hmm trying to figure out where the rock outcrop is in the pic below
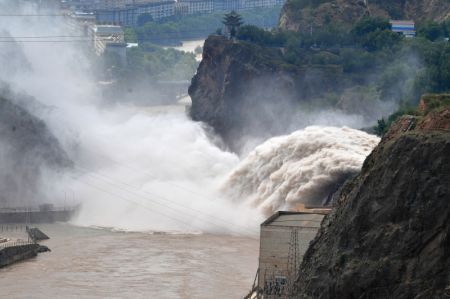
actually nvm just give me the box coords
[293,97,450,298]
[189,36,341,152]
[279,0,450,32]
[0,90,72,206]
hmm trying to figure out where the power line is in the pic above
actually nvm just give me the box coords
[72,168,255,235]
[74,175,203,233]
[0,14,66,17]
[83,148,234,205]
[72,163,257,235]
[0,40,97,43]
[0,35,89,38]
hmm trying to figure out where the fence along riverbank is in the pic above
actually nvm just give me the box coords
[0,225,41,268]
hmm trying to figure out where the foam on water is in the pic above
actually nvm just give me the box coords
[222,126,380,215]
[0,1,380,235]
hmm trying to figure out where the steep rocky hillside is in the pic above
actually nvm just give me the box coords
[293,96,450,298]
[189,35,342,152]
[280,0,450,32]
[0,91,72,206]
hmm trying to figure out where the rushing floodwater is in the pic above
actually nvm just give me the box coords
[0,223,259,299]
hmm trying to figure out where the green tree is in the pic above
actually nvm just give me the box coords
[361,29,402,51]
[352,17,391,37]
[374,118,387,136]
[137,13,154,27]
[417,22,445,41]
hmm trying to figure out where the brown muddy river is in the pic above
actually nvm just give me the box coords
[0,223,259,299]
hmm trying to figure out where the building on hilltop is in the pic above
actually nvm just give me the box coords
[390,20,416,37]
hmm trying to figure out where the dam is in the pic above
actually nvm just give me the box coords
[0,204,79,224]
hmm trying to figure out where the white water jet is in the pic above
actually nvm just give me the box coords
[0,1,262,235]
[222,126,380,215]
[0,1,381,235]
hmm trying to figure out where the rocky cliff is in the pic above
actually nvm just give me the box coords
[279,0,450,32]
[189,36,342,152]
[293,96,450,298]
[0,89,72,206]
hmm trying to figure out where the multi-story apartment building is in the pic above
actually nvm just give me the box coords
[214,0,284,11]
[95,0,176,25]
[135,1,176,21]
[66,0,285,27]
[213,0,241,11]
[64,0,174,11]
[177,0,213,15]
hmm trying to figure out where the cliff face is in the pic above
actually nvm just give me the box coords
[189,36,341,152]
[293,98,450,298]
[279,0,450,32]
[0,90,72,206]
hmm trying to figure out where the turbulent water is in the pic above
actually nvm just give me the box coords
[0,1,380,232]
[223,127,380,214]
[0,1,260,235]
[0,2,382,298]
[0,223,259,299]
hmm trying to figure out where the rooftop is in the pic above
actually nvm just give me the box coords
[261,211,330,228]
[94,25,124,35]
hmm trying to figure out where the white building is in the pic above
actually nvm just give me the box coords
[177,0,213,15]
[390,20,416,38]
[88,25,127,62]
[95,0,176,25]
[136,1,176,20]
[247,210,330,299]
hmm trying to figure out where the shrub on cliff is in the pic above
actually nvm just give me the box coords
[237,25,288,47]
[236,16,450,109]
[417,20,450,41]
[351,17,402,51]
[126,43,198,80]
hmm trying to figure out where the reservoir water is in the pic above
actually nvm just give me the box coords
[168,39,205,61]
[0,223,259,299]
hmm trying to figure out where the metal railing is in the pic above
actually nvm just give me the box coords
[0,240,35,250]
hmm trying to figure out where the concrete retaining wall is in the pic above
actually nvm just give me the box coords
[0,244,40,267]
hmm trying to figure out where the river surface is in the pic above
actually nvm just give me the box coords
[169,39,205,61]
[0,223,259,299]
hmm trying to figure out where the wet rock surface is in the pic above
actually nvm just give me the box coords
[293,102,450,298]
[0,91,72,206]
